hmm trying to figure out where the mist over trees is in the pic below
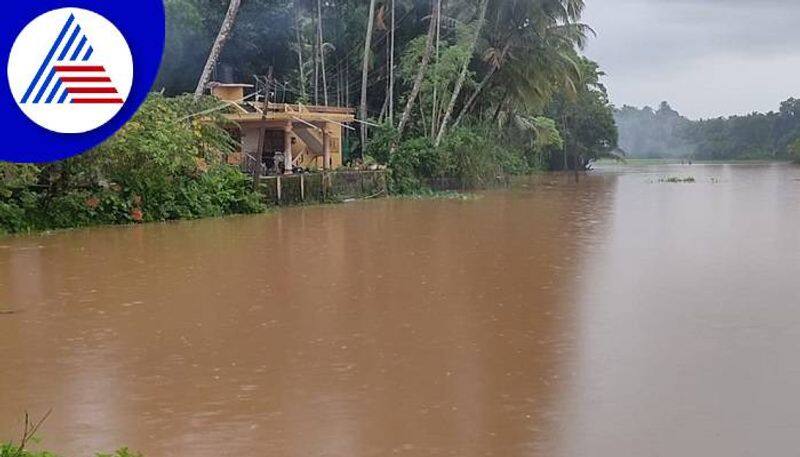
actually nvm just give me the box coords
[615,99,800,160]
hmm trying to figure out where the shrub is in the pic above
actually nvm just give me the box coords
[0,94,264,234]
[367,122,533,194]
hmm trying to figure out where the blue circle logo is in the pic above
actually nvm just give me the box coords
[1,2,165,163]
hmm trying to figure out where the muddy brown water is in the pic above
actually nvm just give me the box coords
[2,163,800,456]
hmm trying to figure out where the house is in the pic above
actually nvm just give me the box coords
[210,83,356,175]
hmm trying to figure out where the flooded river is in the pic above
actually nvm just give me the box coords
[2,163,800,456]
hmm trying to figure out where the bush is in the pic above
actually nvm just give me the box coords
[0,94,265,234]
[367,122,533,194]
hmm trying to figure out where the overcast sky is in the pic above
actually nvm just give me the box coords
[582,0,800,119]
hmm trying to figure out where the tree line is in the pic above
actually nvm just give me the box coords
[0,0,620,234]
[615,99,800,161]
[160,0,618,176]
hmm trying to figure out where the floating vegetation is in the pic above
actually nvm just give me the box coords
[393,190,481,201]
[659,176,696,183]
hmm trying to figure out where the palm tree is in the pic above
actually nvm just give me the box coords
[395,0,439,143]
[434,0,489,146]
[449,0,589,126]
[317,0,329,105]
[293,12,311,102]
[360,0,378,152]
[194,0,243,98]
[388,0,396,124]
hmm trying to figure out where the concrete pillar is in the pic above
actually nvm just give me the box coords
[323,128,331,170]
[284,122,293,175]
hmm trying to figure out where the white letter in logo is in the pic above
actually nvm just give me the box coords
[7,8,134,134]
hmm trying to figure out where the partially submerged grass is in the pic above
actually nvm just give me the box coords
[392,190,481,200]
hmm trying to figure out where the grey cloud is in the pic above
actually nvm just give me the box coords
[582,0,800,118]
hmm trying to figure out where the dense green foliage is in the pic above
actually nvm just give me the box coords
[615,98,800,160]
[369,120,540,193]
[2,0,622,234]
[159,0,618,189]
[0,95,264,235]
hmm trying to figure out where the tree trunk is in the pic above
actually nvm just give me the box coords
[337,59,342,106]
[295,13,307,101]
[452,65,495,129]
[345,57,350,107]
[394,1,439,145]
[194,0,243,98]
[388,0,395,125]
[492,88,509,122]
[317,0,329,105]
[360,0,378,155]
[430,0,442,139]
[378,91,389,123]
[562,115,568,171]
[313,13,319,105]
[434,0,488,146]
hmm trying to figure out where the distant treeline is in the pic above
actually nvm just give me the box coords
[615,99,800,161]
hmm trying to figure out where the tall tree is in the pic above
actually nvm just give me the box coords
[317,0,329,105]
[194,0,243,98]
[434,0,488,146]
[388,0,396,125]
[451,0,588,125]
[293,11,309,101]
[360,0,378,151]
[395,0,439,142]
[430,0,442,139]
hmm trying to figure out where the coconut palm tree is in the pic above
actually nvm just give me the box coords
[434,0,489,146]
[395,0,439,143]
[194,0,243,98]
[448,0,590,128]
[360,0,378,151]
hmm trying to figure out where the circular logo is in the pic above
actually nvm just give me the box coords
[7,8,134,134]
[0,2,164,163]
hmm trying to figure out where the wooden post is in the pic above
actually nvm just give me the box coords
[276,176,282,203]
[284,121,294,175]
[322,127,331,170]
[300,173,305,202]
[254,126,265,190]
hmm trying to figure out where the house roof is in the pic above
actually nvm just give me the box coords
[223,101,356,126]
